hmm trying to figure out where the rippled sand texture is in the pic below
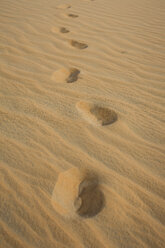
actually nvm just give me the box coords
[0,0,165,247]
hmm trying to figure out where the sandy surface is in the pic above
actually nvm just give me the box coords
[0,0,165,247]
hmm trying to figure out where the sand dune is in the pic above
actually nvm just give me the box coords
[0,0,165,247]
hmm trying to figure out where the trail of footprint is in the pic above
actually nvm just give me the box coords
[52,67,80,83]
[52,27,69,33]
[76,101,118,126]
[57,4,71,9]
[69,40,88,49]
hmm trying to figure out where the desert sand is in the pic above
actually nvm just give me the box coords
[0,0,165,247]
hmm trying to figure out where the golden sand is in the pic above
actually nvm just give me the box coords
[0,0,165,247]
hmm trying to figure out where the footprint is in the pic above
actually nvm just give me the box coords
[66,13,79,18]
[60,27,70,33]
[76,101,118,126]
[70,40,88,49]
[52,67,80,83]
[51,168,104,218]
[76,177,104,218]
[52,27,69,33]
[57,4,71,9]
[121,51,127,54]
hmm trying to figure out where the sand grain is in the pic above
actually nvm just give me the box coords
[0,0,165,247]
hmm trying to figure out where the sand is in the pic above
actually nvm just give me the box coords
[0,0,165,247]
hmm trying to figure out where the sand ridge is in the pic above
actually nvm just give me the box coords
[57,4,71,10]
[0,0,165,247]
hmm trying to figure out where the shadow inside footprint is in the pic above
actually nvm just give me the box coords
[90,106,117,125]
[52,67,80,83]
[76,101,118,126]
[67,68,80,83]
[75,177,105,218]
[70,40,88,49]
[52,27,69,34]
[60,27,69,33]
[67,13,79,18]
